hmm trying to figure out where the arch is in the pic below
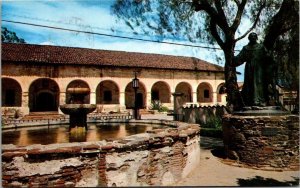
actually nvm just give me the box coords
[151,81,171,103]
[2,78,22,107]
[125,81,146,109]
[175,82,192,104]
[29,78,60,112]
[96,80,120,104]
[217,83,226,103]
[66,79,90,104]
[197,82,213,103]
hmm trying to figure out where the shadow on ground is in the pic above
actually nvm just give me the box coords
[200,136,223,150]
[200,136,227,159]
[237,176,299,186]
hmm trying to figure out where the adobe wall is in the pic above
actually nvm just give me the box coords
[2,120,200,187]
[2,62,225,115]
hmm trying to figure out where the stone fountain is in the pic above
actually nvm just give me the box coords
[60,87,96,141]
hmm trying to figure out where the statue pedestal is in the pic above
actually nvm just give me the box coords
[222,107,299,170]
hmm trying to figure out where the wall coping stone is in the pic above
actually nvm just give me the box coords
[2,120,200,160]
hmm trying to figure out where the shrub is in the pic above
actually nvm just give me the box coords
[150,100,169,112]
[201,116,222,129]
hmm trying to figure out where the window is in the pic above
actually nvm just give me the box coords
[204,89,210,99]
[104,90,112,102]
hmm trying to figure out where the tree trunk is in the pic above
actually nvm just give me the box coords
[224,44,244,112]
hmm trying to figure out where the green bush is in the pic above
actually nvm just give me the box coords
[201,116,222,129]
[159,106,169,112]
[150,100,169,112]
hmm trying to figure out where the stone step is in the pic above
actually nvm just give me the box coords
[22,112,65,120]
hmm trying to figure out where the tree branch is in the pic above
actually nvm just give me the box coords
[235,0,266,42]
[210,18,225,49]
[215,0,229,30]
[231,0,247,32]
[233,0,240,6]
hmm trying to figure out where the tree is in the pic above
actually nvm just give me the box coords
[1,27,26,43]
[112,0,298,111]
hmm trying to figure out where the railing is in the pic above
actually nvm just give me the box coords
[2,114,134,127]
[3,117,67,125]
[88,114,133,120]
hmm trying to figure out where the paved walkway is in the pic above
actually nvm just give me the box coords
[141,113,173,121]
[142,114,300,186]
[175,137,299,186]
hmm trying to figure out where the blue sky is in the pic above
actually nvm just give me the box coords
[2,0,247,81]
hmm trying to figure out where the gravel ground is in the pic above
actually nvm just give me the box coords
[141,114,300,187]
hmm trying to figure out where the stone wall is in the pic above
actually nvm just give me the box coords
[2,120,200,187]
[222,114,299,170]
[181,105,229,125]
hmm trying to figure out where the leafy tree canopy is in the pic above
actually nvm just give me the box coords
[112,0,298,111]
[1,27,26,43]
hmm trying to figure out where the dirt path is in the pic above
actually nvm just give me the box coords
[175,137,299,186]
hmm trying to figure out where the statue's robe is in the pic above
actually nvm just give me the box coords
[234,43,273,106]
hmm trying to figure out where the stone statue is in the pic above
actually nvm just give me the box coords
[234,32,277,106]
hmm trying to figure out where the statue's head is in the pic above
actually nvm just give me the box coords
[248,32,258,44]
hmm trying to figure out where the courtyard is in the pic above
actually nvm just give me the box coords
[143,114,299,186]
[2,0,299,187]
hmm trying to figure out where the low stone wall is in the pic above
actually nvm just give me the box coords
[181,105,229,125]
[2,120,200,187]
[222,114,299,170]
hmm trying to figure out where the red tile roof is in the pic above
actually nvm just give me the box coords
[2,43,224,72]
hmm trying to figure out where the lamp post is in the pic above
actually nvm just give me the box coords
[132,72,139,119]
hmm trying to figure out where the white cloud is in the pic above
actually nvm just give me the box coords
[39,41,55,45]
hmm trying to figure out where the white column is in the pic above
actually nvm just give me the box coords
[146,92,151,109]
[21,92,30,115]
[192,92,197,103]
[213,92,218,105]
[120,92,125,106]
[58,92,66,114]
[59,92,66,105]
[90,92,96,104]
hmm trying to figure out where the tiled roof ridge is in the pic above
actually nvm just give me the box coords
[2,42,224,72]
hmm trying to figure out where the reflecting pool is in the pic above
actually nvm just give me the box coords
[2,123,164,146]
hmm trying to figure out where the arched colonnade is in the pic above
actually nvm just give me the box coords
[2,77,226,113]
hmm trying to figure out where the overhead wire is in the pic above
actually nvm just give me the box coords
[2,19,241,51]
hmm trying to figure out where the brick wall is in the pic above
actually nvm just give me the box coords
[222,114,299,170]
[2,120,200,187]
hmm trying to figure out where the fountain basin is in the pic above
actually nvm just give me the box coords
[2,120,200,187]
[60,104,96,131]
[60,104,96,115]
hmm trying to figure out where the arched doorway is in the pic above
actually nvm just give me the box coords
[125,81,146,109]
[197,82,213,103]
[96,80,120,104]
[151,81,171,103]
[2,78,22,107]
[29,78,59,112]
[66,80,90,104]
[175,82,192,104]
